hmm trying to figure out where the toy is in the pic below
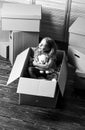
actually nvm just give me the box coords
[28,37,59,80]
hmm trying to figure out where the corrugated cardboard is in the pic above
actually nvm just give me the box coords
[69,17,85,89]
[69,17,85,35]
[68,45,85,72]
[1,3,41,19]
[17,78,57,98]
[69,17,85,48]
[7,48,67,108]
[1,3,41,31]
[0,42,9,59]
[68,45,85,55]
[2,19,40,32]
[9,31,39,65]
[74,70,85,90]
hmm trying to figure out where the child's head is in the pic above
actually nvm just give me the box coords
[39,37,57,53]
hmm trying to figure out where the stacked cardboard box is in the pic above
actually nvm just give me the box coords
[1,3,41,64]
[68,17,85,89]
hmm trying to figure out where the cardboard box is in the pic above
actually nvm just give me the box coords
[9,31,39,65]
[68,45,85,55]
[0,42,9,59]
[7,48,67,108]
[69,17,85,48]
[1,3,41,64]
[1,3,41,31]
[68,45,85,72]
[74,69,85,90]
[0,30,39,65]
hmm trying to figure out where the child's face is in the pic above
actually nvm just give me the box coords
[39,39,47,50]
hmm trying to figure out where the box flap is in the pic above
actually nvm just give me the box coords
[69,17,85,35]
[7,48,30,85]
[17,78,57,98]
[1,3,41,20]
[58,51,67,96]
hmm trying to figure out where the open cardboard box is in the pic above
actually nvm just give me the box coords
[7,48,67,108]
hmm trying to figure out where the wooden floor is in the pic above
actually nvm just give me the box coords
[0,56,85,130]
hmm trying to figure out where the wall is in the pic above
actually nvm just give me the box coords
[35,0,68,42]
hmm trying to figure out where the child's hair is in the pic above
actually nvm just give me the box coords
[39,37,58,53]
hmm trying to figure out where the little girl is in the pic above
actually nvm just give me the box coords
[28,37,58,80]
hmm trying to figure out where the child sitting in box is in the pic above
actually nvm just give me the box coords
[28,37,59,81]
